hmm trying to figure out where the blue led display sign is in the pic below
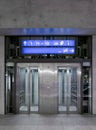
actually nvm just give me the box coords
[22,47,75,54]
[21,40,75,55]
[22,40,75,47]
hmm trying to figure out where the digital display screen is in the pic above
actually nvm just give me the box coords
[22,47,75,54]
[21,40,75,55]
[22,40,75,47]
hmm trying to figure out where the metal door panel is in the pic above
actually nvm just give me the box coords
[39,63,58,114]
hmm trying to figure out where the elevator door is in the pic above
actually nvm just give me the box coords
[58,66,81,113]
[16,63,81,114]
[16,64,38,113]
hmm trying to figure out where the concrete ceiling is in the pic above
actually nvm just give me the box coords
[0,28,96,36]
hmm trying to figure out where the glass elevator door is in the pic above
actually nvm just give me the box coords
[16,64,38,113]
[58,66,81,113]
[30,69,38,112]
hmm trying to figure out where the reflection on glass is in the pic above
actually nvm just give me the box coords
[58,69,67,112]
[69,68,77,111]
[58,67,78,113]
[82,67,91,113]
[6,63,14,113]
[30,69,38,112]
[19,68,28,112]
[19,68,38,112]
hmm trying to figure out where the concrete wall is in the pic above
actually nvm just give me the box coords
[0,36,4,114]
[0,0,96,28]
[92,35,96,114]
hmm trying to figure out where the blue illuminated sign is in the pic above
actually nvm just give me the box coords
[22,47,75,54]
[21,40,75,55]
[22,40,75,47]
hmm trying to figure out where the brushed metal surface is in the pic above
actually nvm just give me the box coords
[39,63,58,114]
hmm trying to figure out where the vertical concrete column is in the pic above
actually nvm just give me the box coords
[0,36,4,114]
[92,35,96,114]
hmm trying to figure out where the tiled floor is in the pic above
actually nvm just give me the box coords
[0,114,96,130]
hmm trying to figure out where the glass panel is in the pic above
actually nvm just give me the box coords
[58,69,67,112]
[69,68,78,112]
[5,63,14,113]
[82,67,92,113]
[30,69,38,112]
[19,68,28,112]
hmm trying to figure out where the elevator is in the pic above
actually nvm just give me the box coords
[58,66,81,113]
[5,35,92,114]
[16,63,81,114]
[16,64,39,113]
